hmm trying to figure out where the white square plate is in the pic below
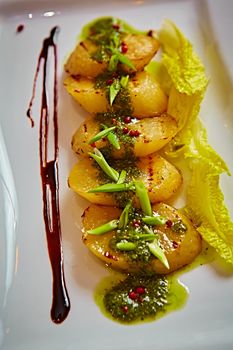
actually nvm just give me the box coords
[0,0,233,349]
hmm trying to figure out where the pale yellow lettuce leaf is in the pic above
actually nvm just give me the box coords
[184,119,233,263]
[158,20,208,95]
[158,21,233,264]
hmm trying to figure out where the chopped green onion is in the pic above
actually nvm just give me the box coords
[88,182,133,193]
[134,181,152,216]
[118,201,132,229]
[148,240,170,269]
[135,233,156,241]
[88,126,116,145]
[108,48,135,71]
[120,75,129,88]
[101,124,120,150]
[108,54,119,71]
[142,215,167,225]
[117,170,127,184]
[107,131,120,149]
[88,148,119,182]
[109,79,121,105]
[115,50,135,70]
[87,219,119,235]
[116,241,136,251]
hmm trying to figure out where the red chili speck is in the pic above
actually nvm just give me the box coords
[122,305,128,313]
[121,42,128,53]
[107,79,113,85]
[128,291,137,300]
[124,116,131,124]
[123,127,129,134]
[90,142,96,148]
[172,241,179,249]
[166,220,173,228]
[135,287,145,295]
[111,118,117,124]
[129,130,140,137]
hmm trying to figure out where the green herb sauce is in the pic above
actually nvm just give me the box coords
[94,272,188,324]
[94,244,217,325]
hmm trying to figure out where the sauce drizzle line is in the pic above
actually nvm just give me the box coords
[27,27,70,324]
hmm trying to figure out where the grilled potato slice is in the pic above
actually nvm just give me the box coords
[65,40,108,78]
[64,34,159,78]
[120,33,160,73]
[82,203,202,274]
[72,113,178,158]
[63,71,167,118]
[68,154,182,206]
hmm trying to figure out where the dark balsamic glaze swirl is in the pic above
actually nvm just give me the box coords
[27,27,70,324]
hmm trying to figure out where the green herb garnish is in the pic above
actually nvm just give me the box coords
[87,219,119,235]
[148,240,169,269]
[89,148,119,182]
[116,241,137,251]
[142,215,167,225]
[117,170,127,184]
[134,181,152,216]
[88,126,116,144]
[109,79,121,105]
[88,182,134,193]
[118,201,132,229]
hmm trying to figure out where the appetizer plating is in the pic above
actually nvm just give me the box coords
[64,17,233,323]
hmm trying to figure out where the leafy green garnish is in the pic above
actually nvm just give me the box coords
[118,201,132,229]
[159,20,233,264]
[116,241,137,251]
[148,240,170,269]
[89,148,119,182]
[87,219,119,235]
[120,75,129,88]
[117,170,127,184]
[109,79,121,105]
[88,126,116,144]
[142,216,167,225]
[134,181,152,217]
[88,182,134,193]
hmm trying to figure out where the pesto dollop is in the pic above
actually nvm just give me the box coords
[104,273,168,322]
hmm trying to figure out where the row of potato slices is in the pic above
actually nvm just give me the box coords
[65,32,202,274]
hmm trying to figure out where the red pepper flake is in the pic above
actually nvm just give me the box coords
[135,286,145,295]
[129,130,140,137]
[16,24,24,33]
[90,142,96,148]
[122,305,128,313]
[123,127,129,134]
[172,241,179,249]
[166,219,173,228]
[124,116,131,124]
[121,42,128,53]
[111,118,117,124]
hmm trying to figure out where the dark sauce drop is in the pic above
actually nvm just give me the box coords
[27,27,70,324]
